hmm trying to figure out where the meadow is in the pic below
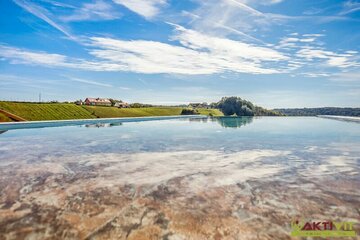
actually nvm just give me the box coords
[0,102,95,121]
[0,101,223,122]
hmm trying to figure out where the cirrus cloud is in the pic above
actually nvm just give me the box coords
[112,0,167,19]
[59,0,121,22]
[0,25,290,75]
[0,23,358,76]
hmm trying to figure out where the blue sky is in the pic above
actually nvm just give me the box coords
[0,0,359,108]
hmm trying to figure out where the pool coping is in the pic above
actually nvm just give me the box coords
[317,115,360,123]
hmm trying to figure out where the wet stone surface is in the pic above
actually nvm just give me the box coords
[0,117,359,239]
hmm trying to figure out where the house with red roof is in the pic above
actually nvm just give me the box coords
[84,98,112,106]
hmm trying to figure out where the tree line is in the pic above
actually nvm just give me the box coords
[274,108,360,116]
[181,97,282,116]
[213,97,282,116]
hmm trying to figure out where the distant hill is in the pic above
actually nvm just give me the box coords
[274,107,360,116]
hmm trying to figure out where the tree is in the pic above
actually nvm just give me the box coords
[237,105,254,116]
[130,103,142,108]
[217,97,255,116]
[109,98,123,107]
[181,108,199,115]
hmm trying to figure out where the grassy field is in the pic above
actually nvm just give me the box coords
[83,106,223,118]
[0,101,223,122]
[197,108,223,116]
[0,102,95,121]
[0,112,12,122]
[83,106,183,118]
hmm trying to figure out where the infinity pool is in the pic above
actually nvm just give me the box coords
[0,117,359,239]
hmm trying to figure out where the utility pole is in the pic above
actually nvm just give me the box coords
[39,92,41,103]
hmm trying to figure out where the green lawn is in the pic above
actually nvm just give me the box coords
[197,108,223,116]
[0,101,223,122]
[83,106,223,118]
[0,102,95,121]
[83,106,182,118]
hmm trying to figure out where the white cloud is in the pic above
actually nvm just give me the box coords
[171,24,288,62]
[296,47,359,68]
[302,34,325,37]
[185,0,354,41]
[88,25,289,74]
[277,34,323,49]
[89,37,218,74]
[112,0,166,19]
[0,23,289,75]
[267,0,283,4]
[224,0,264,16]
[0,45,68,65]
[188,0,263,35]
[1,22,358,76]
[0,45,108,71]
[275,33,359,70]
[60,0,121,22]
[242,0,284,5]
[339,0,360,15]
[13,0,81,40]
[39,0,76,9]
[12,0,76,40]
[67,77,113,87]
[301,73,331,78]
[280,37,316,43]
[181,11,264,43]
[12,0,121,43]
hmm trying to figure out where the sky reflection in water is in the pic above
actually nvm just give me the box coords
[0,117,359,239]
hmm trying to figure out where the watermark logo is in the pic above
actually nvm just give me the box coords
[291,219,357,237]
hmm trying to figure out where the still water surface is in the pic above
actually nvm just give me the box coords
[0,117,359,239]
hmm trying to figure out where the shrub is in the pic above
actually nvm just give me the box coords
[181,109,199,115]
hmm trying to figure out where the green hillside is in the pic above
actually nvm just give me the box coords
[0,102,95,121]
[0,112,12,122]
[83,106,223,118]
[0,101,223,122]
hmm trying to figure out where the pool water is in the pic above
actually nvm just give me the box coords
[0,117,359,239]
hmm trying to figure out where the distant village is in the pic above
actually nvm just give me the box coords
[76,98,129,108]
[75,97,210,109]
